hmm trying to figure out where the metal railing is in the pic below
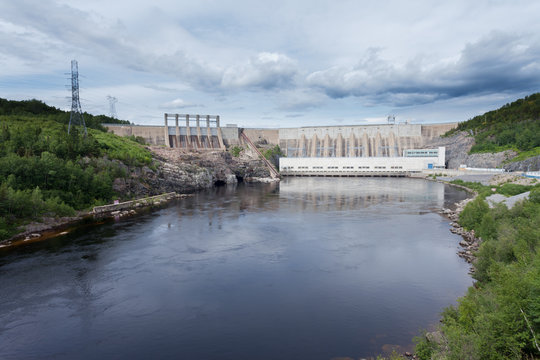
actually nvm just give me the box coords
[240,131,280,179]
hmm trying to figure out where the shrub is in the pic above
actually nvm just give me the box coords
[413,333,436,360]
[459,197,490,230]
[497,183,534,197]
[528,187,540,203]
[229,145,243,157]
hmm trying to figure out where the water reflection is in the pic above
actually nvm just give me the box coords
[0,178,471,360]
[279,177,448,213]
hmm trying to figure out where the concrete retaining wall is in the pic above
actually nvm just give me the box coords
[92,193,179,214]
[243,128,280,145]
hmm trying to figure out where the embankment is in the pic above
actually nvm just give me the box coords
[1,147,276,248]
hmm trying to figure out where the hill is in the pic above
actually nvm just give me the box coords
[445,93,540,160]
[0,98,274,242]
[0,98,152,240]
[0,98,131,129]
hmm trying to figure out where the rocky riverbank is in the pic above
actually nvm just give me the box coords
[441,197,482,270]
[1,147,277,248]
[0,192,185,248]
[427,177,483,271]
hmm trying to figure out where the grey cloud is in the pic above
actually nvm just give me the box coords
[276,90,328,111]
[306,32,540,106]
[221,52,298,90]
[142,84,179,92]
[1,1,297,94]
[0,1,222,90]
[152,52,222,90]
[285,113,303,118]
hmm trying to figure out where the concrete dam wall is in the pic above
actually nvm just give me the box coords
[105,115,457,158]
[278,123,457,157]
[105,114,242,150]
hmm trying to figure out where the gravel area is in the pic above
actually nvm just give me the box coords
[437,173,497,185]
[486,191,531,209]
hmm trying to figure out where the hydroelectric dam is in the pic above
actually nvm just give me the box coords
[105,114,457,176]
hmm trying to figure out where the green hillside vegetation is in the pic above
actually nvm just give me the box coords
[0,98,153,241]
[445,93,540,158]
[415,183,540,359]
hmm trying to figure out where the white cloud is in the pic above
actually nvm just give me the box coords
[161,98,200,109]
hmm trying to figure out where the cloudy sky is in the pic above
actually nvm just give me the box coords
[1,0,539,127]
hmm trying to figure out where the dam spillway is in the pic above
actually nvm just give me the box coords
[278,123,456,158]
[104,116,457,159]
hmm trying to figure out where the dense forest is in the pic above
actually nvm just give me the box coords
[445,93,540,159]
[414,182,540,360]
[0,98,152,240]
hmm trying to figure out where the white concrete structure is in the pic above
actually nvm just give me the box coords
[278,123,456,158]
[280,147,445,176]
[524,171,540,179]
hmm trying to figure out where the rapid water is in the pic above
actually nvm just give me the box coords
[0,177,471,359]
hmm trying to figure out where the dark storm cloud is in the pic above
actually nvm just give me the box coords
[307,32,540,106]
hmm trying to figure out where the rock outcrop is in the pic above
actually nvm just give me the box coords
[440,197,482,270]
[503,154,540,172]
[112,147,276,198]
[424,131,475,169]
[424,131,530,169]
[464,150,518,168]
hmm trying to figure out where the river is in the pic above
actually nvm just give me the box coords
[0,177,471,359]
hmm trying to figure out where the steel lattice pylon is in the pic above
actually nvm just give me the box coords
[107,95,118,119]
[68,60,87,135]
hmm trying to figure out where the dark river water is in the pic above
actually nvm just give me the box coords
[0,178,471,359]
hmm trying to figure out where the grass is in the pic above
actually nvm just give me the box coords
[507,146,540,163]
[449,179,540,198]
[90,129,153,166]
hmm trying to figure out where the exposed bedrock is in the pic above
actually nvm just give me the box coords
[112,147,274,198]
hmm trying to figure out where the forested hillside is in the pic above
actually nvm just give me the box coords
[0,98,151,240]
[414,182,540,359]
[446,93,540,158]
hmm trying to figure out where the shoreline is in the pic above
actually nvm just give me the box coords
[1,174,485,359]
[1,176,479,253]
[418,173,482,270]
[0,177,279,250]
[0,192,188,250]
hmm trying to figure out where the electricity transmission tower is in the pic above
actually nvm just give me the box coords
[107,95,118,119]
[68,59,87,135]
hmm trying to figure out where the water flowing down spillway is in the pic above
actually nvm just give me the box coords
[0,178,472,359]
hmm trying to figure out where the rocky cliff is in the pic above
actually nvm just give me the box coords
[112,147,275,198]
[424,131,475,169]
[502,154,540,172]
[425,131,539,171]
